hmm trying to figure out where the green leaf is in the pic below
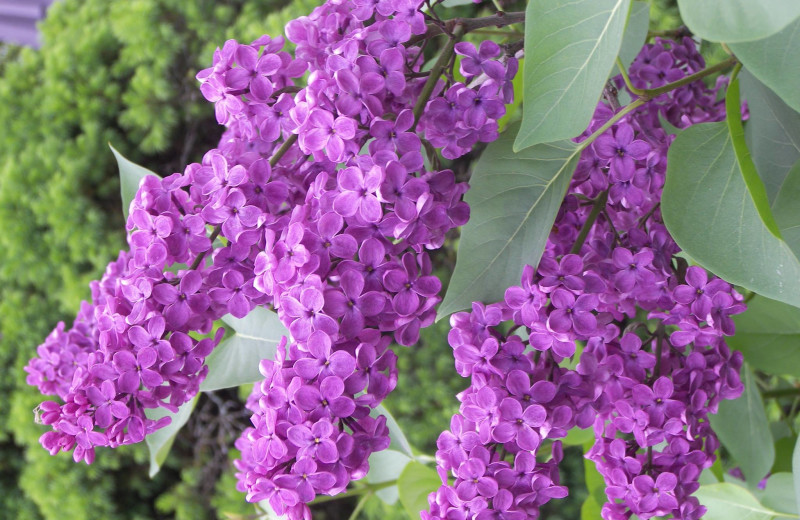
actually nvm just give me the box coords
[109,143,159,219]
[700,467,721,485]
[775,436,800,476]
[696,483,797,520]
[676,0,800,43]
[661,121,800,309]
[199,307,288,392]
[581,496,603,520]
[439,0,473,7]
[367,449,412,505]
[616,1,650,69]
[772,160,800,259]
[514,0,630,150]
[562,426,595,446]
[373,403,415,458]
[144,396,198,477]
[439,123,579,317]
[709,365,774,486]
[739,70,800,203]
[398,461,440,518]
[731,18,800,113]
[771,421,794,442]
[725,77,782,239]
[657,111,683,137]
[257,500,289,520]
[758,473,799,515]
[583,442,607,507]
[728,295,800,378]
[711,455,725,482]
[794,435,800,515]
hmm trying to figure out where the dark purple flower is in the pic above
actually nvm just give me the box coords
[333,165,383,223]
[113,347,163,393]
[612,247,655,293]
[152,271,210,328]
[383,253,441,316]
[547,289,598,336]
[301,109,357,162]
[324,269,385,337]
[538,254,585,292]
[294,331,357,380]
[632,472,678,513]
[492,398,545,450]
[287,420,339,463]
[294,376,356,418]
[274,458,336,503]
[594,123,650,181]
[281,287,338,341]
[455,41,505,80]
[369,110,420,156]
[455,459,498,500]
[86,381,129,428]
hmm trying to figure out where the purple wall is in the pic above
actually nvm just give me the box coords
[0,0,56,48]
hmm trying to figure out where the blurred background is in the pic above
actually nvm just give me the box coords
[0,1,680,518]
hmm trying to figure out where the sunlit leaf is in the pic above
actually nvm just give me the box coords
[732,19,800,112]
[739,70,800,203]
[661,121,800,308]
[709,365,774,486]
[440,123,579,317]
[110,143,159,219]
[677,0,800,43]
[144,396,198,477]
[515,0,629,150]
[696,482,796,520]
[398,461,440,517]
[728,295,800,378]
[200,307,288,392]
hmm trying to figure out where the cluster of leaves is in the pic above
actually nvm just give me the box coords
[0,0,325,518]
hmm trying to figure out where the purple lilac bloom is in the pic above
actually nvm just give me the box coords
[424,37,744,520]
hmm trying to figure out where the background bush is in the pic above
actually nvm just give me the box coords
[0,1,319,518]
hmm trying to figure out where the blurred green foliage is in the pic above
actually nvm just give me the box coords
[0,0,316,518]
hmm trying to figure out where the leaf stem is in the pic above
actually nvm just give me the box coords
[651,323,665,380]
[637,202,660,229]
[569,190,607,255]
[577,98,646,153]
[729,61,742,84]
[412,24,464,131]
[646,27,691,40]
[615,57,645,97]
[638,56,738,100]
[270,133,299,167]
[762,387,800,399]
[408,11,525,46]
[186,226,222,271]
[471,28,523,37]
[347,492,372,520]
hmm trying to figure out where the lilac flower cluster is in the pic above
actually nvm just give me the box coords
[214,3,519,515]
[424,38,744,520]
[626,36,727,131]
[26,0,519,514]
